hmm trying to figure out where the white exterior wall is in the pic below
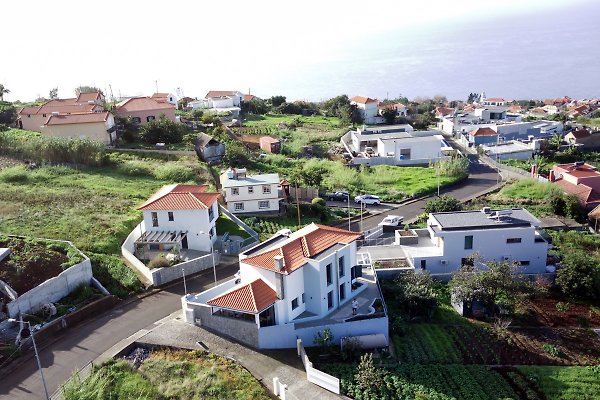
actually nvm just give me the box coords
[224,182,280,213]
[282,268,306,322]
[417,217,548,274]
[210,97,234,108]
[377,138,442,160]
[141,203,218,252]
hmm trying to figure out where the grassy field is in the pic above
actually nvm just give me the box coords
[495,179,561,201]
[252,157,465,202]
[238,114,347,157]
[61,349,271,400]
[215,214,251,239]
[518,366,600,400]
[0,152,212,296]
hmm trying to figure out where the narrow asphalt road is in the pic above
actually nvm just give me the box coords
[0,263,239,400]
[349,154,501,231]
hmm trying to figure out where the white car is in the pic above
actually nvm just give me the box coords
[378,215,404,226]
[354,194,381,205]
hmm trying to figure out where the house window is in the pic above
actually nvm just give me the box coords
[168,212,174,221]
[248,186,254,194]
[520,260,530,266]
[326,263,333,286]
[291,298,299,310]
[399,148,411,160]
[43,114,46,117]
[208,205,215,221]
[301,293,305,303]
[338,256,345,277]
[262,185,271,194]
[146,115,155,122]
[234,203,244,211]
[258,201,269,209]
[132,117,141,124]
[464,235,473,250]
[506,238,522,244]
[151,212,158,227]
[232,187,239,195]
[339,283,346,300]
[420,259,426,269]
[327,291,334,309]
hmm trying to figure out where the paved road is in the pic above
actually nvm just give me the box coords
[350,154,501,231]
[0,263,239,400]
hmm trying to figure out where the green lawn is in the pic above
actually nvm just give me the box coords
[62,349,271,400]
[244,113,343,128]
[518,366,600,400]
[0,153,211,295]
[495,179,561,201]
[215,214,251,239]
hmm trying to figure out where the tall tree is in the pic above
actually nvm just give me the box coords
[75,86,101,95]
[0,84,10,101]
[49,87,59,99]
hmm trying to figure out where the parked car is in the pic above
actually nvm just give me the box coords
[378,215,404,226]
[354,194,381,205]
[328,191,349,201]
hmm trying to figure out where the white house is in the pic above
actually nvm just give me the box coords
[206,90,243,107]
[481,140,537,161]
[340,125,452,166]
[182,223,388,349]
[396,208,550,275]
[188,90,243,118]
[350,96,384,125]
[151,92,178,106]
[220,169,282,214]
[135,184,221,253]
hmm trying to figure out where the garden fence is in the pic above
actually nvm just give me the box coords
[296,339,340,394]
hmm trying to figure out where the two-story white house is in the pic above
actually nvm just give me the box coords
[220,168,282,214]
[182,223,389,349]
[350,96,384,125]
[135,184,221,253]
[396,208,550,275]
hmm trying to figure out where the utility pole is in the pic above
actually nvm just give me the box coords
[155,80,158,94]
[24,322,49,400]
[295,184,301,226]
[347,193,351,231]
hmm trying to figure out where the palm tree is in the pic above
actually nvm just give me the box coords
[0,84,9,101]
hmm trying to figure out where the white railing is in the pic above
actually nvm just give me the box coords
[296,339,340,395]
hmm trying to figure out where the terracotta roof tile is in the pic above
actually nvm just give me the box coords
[44,112,110,126]
[206,90,240,98]
[350,96,377,105]
[243,224,361,274]
[138,184,220,211]
[554,180,600,208]
[115,97,175,112]
[470,127,498,137]
[568,129,592,139]
[554,163,599,178]
[207,279,277,313]
[243,94,256,102]
[435,107,454,116]
[76,92,103,103]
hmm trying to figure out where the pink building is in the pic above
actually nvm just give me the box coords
[113,97,176,125]
[551,162,600,210]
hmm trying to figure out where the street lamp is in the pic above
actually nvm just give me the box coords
[199,230,217,286]
[18,320,49,400]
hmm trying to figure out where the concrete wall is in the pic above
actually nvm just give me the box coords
[42,117,114,145]
[7,257,93,318]
[122,221,221,286]
[193,304,259,348]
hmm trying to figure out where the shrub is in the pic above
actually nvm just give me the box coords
[556,250,600,300]
[117,160,153,177]
[424,195,462,213]
[148,254,171,269]
[89,253,144,297]
[139,116,186,144]
[311,197,326,207]
[153,164,196,182]
[0,165,29,183]
[542,343,562,358]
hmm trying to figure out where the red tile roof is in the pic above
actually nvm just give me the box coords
[44,112,111,126]
[243,223,361,275]
[567,129,592,139]
[470,127,497,137]
[18,100,98,116]
[554,180,600,208]
[554,163,599,178]
[350,96,377,105]
[435,107,454,116]
[206,90,240,98]
[485,97,505,102]
[76,92,103,103]
[138,184,220,211]
[207,279,277,313]
[115,97,174,112]
[243,94,256,102]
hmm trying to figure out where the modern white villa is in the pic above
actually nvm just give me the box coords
[182,223,389,349]
[396,208,550,275]
[134,184,220,254]
[340,124,453,166]
[220,168,282,214]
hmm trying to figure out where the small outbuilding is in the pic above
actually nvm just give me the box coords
[259,136,281,154]
[194,133,225,163]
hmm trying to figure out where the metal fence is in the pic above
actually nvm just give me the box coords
[357,237,395,247]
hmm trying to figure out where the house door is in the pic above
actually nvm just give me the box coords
[181,236,188,249]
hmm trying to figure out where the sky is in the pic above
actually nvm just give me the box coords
[2,0,597,102]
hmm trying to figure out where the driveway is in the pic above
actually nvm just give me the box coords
[0,262,239,400]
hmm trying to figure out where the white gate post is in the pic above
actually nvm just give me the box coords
[273,377,280,396]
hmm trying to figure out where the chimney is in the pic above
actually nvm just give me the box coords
[274,255,284,271]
